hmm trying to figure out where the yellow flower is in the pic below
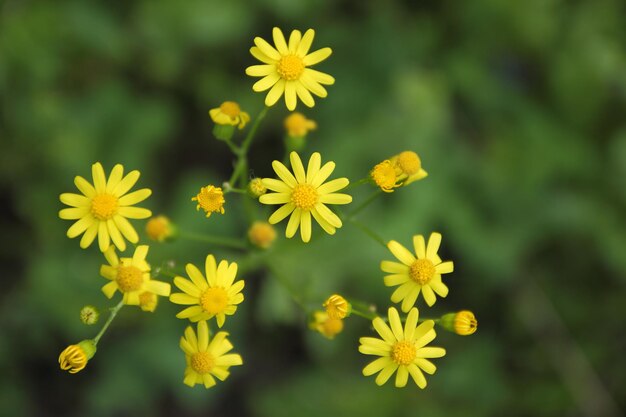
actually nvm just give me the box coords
[359,307,445,388]
[284,112,317,137]
[323,294,351,319]
[59,162,152,252]
[192,185,225,218]
[441,311,478,335]
[170,254,245,327]
[259,152,352,242]
[248,221,277,249]
[100,245,171,306]
[248,178,267,198]
[209,101,250,129]
[246,27,335,111]
[145,215,174,242]
[59,340,96,374]
[390,151,428,186]
[370,160,399,193]
[381,232,454,310]
[180,321,243,388]
[138,291,159,312]
[309,311,344,339]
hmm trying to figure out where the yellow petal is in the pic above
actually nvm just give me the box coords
[387,241,415,266]
[303,47,332,66]
[285,208,301,238]
[118,188,151,206]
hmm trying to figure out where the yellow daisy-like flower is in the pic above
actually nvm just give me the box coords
[245,27,335,111]
[323,294,351,319]
[192,185,225,218]
[209,101,250,129]
[259,151,352,242]
[359,307,446,388]
[381,232,454,310]
[99,245,171,305]
[59,162,152,252]
[370,160,399,193]
[284,112,317,137]
[180,321,243,388]
[309,311,344,340]
[170,254,245,327]
[58,340,96,374]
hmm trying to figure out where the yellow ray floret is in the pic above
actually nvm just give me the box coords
[259,151,352,243]
[99,245,171,306]
[381,232,454,311]
[359,307,446,388]
[246,27,335,111]
[59,162,152,252]
[180,321,243,388]
[170,254,245,327]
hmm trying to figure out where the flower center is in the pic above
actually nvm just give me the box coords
[391,341,417,366]
[291,184,318,210]
[193,186,225,216]
[277,55,305,81]
[190,351,215,374]
[116,265,144,292]
[371,160,397,191]
[91,193,119,220]
[409,259,435,285]
[219,101,241,118]
[396,151,421,175]
[200,287,228,314]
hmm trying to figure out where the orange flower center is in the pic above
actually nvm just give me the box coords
[91,193,119,220]
[116,265,144,292]
[392,341,416,366]
[191,351,215,374]
[291,184,318,210]
[219,101,241,118]
[409,259,435,285]
[277,55,305,81]
[200,287,228,314]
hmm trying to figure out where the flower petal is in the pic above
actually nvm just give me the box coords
[285,208,301,238]
[381,261,409,274]
[247,64,275,77]
[98,221,110,252]
[310,161,335,188]
[422,285,437,306]
[318,193,352,205]
[314,203,342,228]
[303,47,332,66]
[288,29,302,53]
[66,216,94,238]
[401,285,420,312]
[117,206,151,219]
[362,357,392,376]
[60,193,90,207]
[250,46,275,64]
[118,189,151,206]
[92,163,106,193]
[306,152,321,183]
[295,82,315,108]
[310,207,336,235]
[197,321,209,352]
[395,366,409,387]
[375,363,398,386]
[268,203,295,224]
[316,178,349,195]
[272,27,288,54]
[112,170,140,197]
[388,241,416,266]
[413,235,426,259]
[373,317,396,344]
[296,29,315,56]
[262,178,292,193]
[284,81,297,111]
[407,364,427,388]
[404,308,419,341]
[300,71,328,97]
[107,219,126,251]
[174,277,201,297]
[253,72,280,92]
[300,210,312,242]
[426,232,442,260]
[416,347,446,359]
[265,79,286,106]
[74,176,95,198]
[289,152,306,183]
[205,255,217,287]
[384,274,410,286]
[106,164,124,193]
[272,160,297,188]
[254,36,281,60]
[388,307,404,341]
[435,261,454,274]
[113,215,138,243]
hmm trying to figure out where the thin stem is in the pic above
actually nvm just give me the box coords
[224,139,241,156]
[178,230,248,250]
[229,106,269,187]
[347,218,387,248]
[346,189,382,219]
[344,177,370,191]
[266,262,308,313]
[93,300,124,346]
[351,308,378,320]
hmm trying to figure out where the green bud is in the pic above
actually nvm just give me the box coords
[80,305,99,325]
[213,124,235,141]
[77,339,97,359]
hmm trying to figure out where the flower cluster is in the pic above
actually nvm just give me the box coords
[55,27,476,394]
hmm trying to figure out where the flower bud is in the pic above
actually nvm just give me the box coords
[79,305,99,325]
[439,310,478,336]
[248,178,267,198]
[59,340,97,374]
[323,294,351,319]
[309,311,344,339]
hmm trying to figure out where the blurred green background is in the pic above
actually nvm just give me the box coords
[1,0,625,416]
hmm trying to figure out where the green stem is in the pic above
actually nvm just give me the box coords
[224,139,241,155]
[347,218,387,248]
[93,300,124,346]
[178,230,248,250]
[346,189,382,218]
[266,262,308,313]
[344,177,370,191]
[351,308,378,320]
[228,106,269,187]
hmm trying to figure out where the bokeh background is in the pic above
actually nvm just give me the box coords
[1,0,625,416]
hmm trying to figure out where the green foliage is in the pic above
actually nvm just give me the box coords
[1,0,625,416]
